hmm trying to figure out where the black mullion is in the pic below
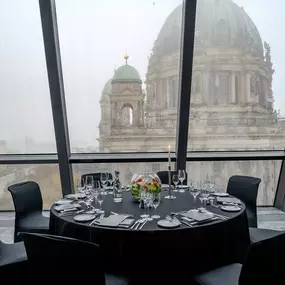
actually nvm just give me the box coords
[175,0,197,170]
[38,0,74,196]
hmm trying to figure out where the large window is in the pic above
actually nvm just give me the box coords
[186,160,282,206]
[0,164,61,210]
[0,0,56,154]
[56,0,183,153]
[187,0,285,151]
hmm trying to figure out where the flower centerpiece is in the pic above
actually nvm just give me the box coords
[130,173,161,202]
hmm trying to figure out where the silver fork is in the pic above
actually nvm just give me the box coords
[138,219,148,230]
[135,219,146,230]
[130,219,141,229]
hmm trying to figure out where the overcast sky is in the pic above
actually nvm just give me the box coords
[0,0,284,153]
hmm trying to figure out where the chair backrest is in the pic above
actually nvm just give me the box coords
[226,175,261,228]
[156,171,188,185]
[239,232,285,285]
[8,181,43,218]
[22,233,106,285]
[81,172,113,187]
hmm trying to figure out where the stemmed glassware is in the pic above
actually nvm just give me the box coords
[97,188,105,214]
[77,178,85,193]
[199,183,210,212]
[140,189,149,218]
[100,172,108,195]
[151,192,161,219]
[107,173,113,195]
[178,169,186,193]
[85,175,94,196]
[172,174,179,192]
[190,183,200,212]
[144,192,153,221]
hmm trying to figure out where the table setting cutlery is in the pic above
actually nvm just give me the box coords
[59,209,85,217]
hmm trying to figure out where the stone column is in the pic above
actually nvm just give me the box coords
[231,72,236,103]
[202,71,209,104]
[245,73,251,103]
[240,72,245,103]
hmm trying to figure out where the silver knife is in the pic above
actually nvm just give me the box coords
[138,220,148,230]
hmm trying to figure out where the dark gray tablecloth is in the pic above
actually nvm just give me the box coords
[50,191,250,284]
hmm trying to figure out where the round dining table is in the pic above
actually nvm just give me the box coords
[50,190,250,285]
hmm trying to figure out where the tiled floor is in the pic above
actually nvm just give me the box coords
[1,208,285,243]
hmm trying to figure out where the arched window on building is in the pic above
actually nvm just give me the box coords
[218,75,229,104]
[121,104,133,126]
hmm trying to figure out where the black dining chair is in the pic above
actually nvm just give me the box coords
[81,172,113,187]
[226,175,280,242]
[22,233,129,285]
[0,239,27,283]
[195,231,285,285]
[226,175,261,228]
[156,170,188,185]
[8,181,50,243]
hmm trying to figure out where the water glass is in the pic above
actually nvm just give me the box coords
[140,189,149,218]
[97,188,105,214]
[100,172,108,195]
[178,169,186,192]
[107,173,113,194]
[145,192,153,221]
[173,174,179,192]
[151,192,161,219]
[85,175,94,196]
[77,178,85,193]
[190,187,200,211]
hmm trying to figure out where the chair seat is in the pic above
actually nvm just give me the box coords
[195,263,242,285]
[0,241,27,267]
[105,274,128,285]
[18,212,49,234]
[249,228,282,243]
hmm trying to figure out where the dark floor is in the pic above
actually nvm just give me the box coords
[1,207,285,243]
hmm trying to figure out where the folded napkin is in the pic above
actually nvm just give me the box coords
[217,197,241,204]
[183,211,214,222]
[97,215,129,227]
[54,203,80,212]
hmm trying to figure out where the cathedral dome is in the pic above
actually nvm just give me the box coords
[154,0,264,57]
[112,64,142,84]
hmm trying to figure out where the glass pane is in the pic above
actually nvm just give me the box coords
[73,162,168,187]
[56,0,183,152]
[0,0,56,154]
[186,160,282,206]
[0,164,61,210]
[188,0,285,151]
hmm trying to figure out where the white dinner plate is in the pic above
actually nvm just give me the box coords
[55,199,72,205]
[65,193,86,200]
[213,192,229,197]
[157,219,180,229]
[177,185,189,189]
[221,205,241,212]
[74,214,96,222]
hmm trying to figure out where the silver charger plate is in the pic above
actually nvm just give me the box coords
[55,199,72,205]
[213,192,229,197]
[74,214,96,222]
[157,219,180,229]
[221,205,241,212]
[65,193,86,200]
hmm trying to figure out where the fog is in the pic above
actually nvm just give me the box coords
[0,0,284,153]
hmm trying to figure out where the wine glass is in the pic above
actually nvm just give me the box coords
[107,173,113,194]
[199,185,210,212]
[100,172,108,195]
[178,170,186,193]
[90,181,100,212]
[85,175,94,196]
[97,188,105,214]
[151,192,161,219]
[172,174,179,192]
[140,189,149,218]
[77,178,85,193]
[145,192,153,221]
[190,186,200,212]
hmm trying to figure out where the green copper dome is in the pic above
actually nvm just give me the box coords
[112,64,142,83]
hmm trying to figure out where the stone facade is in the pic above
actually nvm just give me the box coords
[98,0,285,205]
